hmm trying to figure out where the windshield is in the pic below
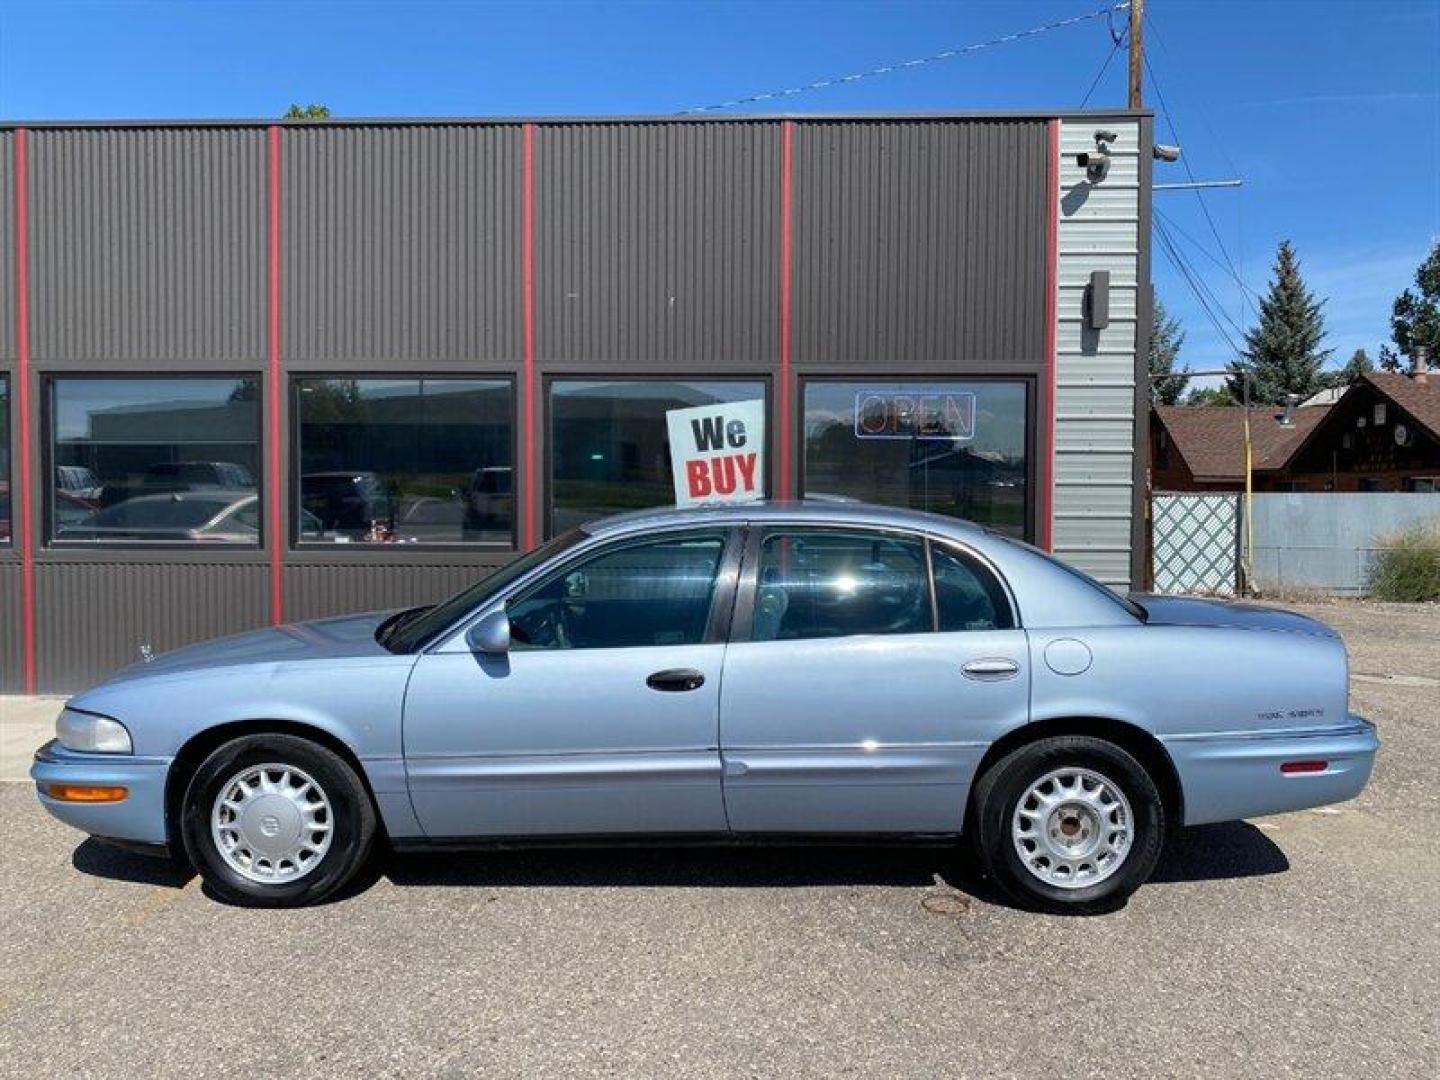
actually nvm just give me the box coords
[995,534,1148,622]
[382,528,587,653]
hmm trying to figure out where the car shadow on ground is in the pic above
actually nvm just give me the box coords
[72,837,195,889]
[377,820,1289,902]
[69,820,1289,910]
[1150,821,1290,883]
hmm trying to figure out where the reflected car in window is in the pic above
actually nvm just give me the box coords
[33,502,1377,914]
[56,490,264,544]
[142,460,256,492]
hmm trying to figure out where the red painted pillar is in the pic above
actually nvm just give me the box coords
[521,123,538,550]
[778,120,795,501]
[1040,118,1060,551]
[267,125,285,623]
[13,128,36,692]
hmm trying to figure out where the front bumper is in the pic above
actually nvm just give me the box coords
[1163,716,1379,826]
[31,739,172,846]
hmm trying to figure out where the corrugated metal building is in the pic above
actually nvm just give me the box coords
[0,111,1152,692]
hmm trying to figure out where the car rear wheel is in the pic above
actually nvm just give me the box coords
[970,735,1165,914]
[181,733,376,907]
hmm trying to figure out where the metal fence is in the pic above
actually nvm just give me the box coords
[1251,493,1440,595]
[1151,493,1240,595]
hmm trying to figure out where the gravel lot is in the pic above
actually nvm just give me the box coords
[2,600,1437,1078]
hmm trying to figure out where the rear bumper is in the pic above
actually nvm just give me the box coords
[30,739,172,846]
[1163,716,1379,826]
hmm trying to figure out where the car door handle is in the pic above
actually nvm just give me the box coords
[962,658,1020,681]
[646,668,706,692]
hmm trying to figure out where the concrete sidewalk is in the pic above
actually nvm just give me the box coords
[0,696,65,782]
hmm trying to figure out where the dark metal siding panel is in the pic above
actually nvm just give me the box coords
[792,120,1048,368]
[0,564,21,692]
[535,122,780,366]
[0,129,13,362]
[282,125,522,363]
[284,562,500,623]
[34,562,269,691]
[27,128,266,363]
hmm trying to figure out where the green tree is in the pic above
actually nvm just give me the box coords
[1379,241,1440,373]
[1183,385,1235,406]
[284,103,332,120]
[1324,347,1374,390]
[1148,296,1189,405]
[1226,240,1331,405]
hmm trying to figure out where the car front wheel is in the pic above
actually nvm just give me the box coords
[180,733,377,907]
[970,735,1165,914]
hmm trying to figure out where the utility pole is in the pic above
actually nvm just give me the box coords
[1128,0,1145,109]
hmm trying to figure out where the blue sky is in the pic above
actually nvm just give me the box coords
[0,0,1437,380]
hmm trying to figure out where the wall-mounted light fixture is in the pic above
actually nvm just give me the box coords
[1084,270,1111,330]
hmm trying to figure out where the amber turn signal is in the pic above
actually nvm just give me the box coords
[44,784,128,803]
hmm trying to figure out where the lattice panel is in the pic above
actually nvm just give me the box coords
[1152,493,1240,596]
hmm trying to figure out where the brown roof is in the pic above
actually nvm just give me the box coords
[1362,371,1440,442]
[1154,404,1330,481]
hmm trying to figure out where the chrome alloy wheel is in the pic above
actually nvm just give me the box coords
[1011,767,1133,889]
[210,763,333,884]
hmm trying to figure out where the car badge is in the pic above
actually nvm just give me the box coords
[139,644,155,664]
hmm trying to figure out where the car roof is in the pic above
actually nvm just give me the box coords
[584,499,991,541]
[103,489,256,507]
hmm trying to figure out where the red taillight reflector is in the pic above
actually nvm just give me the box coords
[1281,760,1328,775]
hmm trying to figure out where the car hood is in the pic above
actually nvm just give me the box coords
[1132,595,1339,639]
[100,609,402,684]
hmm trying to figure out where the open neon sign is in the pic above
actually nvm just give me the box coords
[853,390,976,441]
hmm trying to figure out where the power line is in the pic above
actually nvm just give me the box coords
[681,2,1132,114]
[1142,45,1256,323]
[1155,206,1259,299]
[1154,218,1246,361]
[1078,31,1124,108]
[1159,220,1248,345]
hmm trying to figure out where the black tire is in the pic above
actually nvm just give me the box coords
[180,733,377,908]
[969,735,1165,915]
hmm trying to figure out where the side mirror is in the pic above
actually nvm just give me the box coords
[467,609,511,654]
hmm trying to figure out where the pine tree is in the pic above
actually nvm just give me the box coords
[1324,348,1374,390]
[1148,296,1189,405]
[1226,240,1331,405]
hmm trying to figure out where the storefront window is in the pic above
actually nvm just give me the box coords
[549,379,766,531]
[803,380,1029,538]
[0,378,10,543]
[295,377,513,545]
[50,377,262,545]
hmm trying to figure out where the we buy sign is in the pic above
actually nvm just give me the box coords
[665,399,766,507]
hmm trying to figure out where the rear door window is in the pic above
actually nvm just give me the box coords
[751,530,930,642]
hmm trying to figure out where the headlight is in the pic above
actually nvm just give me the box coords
[56,708,133,754]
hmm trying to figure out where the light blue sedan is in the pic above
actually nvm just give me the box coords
[32,501,1378,912]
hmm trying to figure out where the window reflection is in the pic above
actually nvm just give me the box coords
[50,378,262,545]
[753,531,930,642]
[295,378,513,545]
[550,379,766,531]
[803,381,1029,538]
[509,532,726,650]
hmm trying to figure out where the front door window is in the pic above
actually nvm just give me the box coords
[508,530,729,650]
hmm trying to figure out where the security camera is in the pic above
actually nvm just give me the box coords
[1153,143,1182,162]
[1093,129,1118,144]
[1075,149,1111,181]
